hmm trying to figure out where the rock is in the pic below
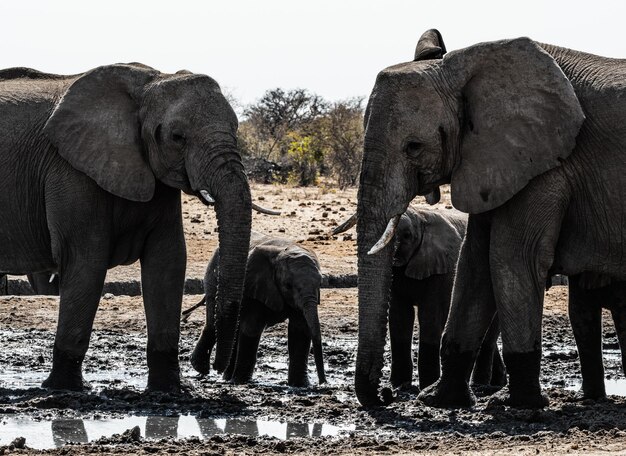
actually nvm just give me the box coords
[10,437,25,449]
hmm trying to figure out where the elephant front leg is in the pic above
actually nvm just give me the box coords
[418,214,496,407]
[389,284,416,389]
[287,314,312,387]
[568,275,606,399]
[43,262,107,391]
[141,220,186,393]
[227,310,265,384]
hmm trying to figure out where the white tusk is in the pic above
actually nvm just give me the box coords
[367,215,401,255]
[332,213,357,235]
[251,203,281,216]
[49,273,57,283]
[200,190,216,204]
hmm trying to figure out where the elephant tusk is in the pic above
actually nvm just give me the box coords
[49,273,57,283]
[201,189,279,215]
[251,202,281,216]
[332,213,357,235]
[200,189,216,204]
[367,215,401,255]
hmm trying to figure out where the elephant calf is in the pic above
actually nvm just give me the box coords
[335,206,505,390]
[191,232,326,387]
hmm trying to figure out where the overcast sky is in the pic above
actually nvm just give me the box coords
[2,0,625,111]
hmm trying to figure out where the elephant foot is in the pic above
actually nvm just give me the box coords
[581,385,606,401]
[496,350,546,409]
[190,347,211,375]
[42,371,89,391]
[147,349,181,393]
[288,377,310,388]
[486,387,548,409]
[229,373,252,385]
[43,346,88,391]
[418,377,475,408]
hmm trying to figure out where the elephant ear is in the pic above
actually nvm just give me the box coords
[43,64,159,202]
[414,29,446,61]
[445,38,585,213]
[244,245,285,313]
[405,210,463,280]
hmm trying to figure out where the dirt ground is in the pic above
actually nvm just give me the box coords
[1,184,626,455]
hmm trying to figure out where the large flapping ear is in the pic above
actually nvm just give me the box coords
[244,245,285,313]
[44,64,159,202]
[405,210,465,280]
[444,38,584,213]
[414,29,447,61]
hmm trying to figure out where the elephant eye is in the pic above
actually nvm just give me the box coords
[171,132,186,145]
[404,141,423,159]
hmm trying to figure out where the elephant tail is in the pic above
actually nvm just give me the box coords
[181,296,206,323]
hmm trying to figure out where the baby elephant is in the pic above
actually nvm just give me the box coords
[191,232,326,387]
[335,206,505,390]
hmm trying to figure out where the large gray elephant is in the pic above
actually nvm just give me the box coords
[191,232,326,387]
[334,206,505,391]
[0,64,253,391]
[355,28,626,408]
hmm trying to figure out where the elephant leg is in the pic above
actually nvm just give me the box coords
[191,269,218,375]
[42,262,107,391]
[416,275,451,390]
[471,315,506,387]
[389,278,416,389]
[568,275,606,399]
[487,193,567,409]
[229,305,265,384]
[140,218,186,393]
[419,214,496,407]
[287,313,312,387]
[607,281,626,382]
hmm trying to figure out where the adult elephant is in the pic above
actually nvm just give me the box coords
[0,64,253,392]
[356,29,625,408]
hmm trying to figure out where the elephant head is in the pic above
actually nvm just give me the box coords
[43,63,252,371]
[355,30,585,405]
[246,243,326,384]
[393,207,464,280]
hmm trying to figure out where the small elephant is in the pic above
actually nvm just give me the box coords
[568,273,626,399]
[0,273,59,295]
[192,232,326,387]
[334,207,505,391]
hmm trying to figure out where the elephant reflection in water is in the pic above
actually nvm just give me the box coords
[145,416,179,439]
[51,419,88,447]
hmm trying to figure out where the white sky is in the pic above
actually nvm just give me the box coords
[2,0,625,111]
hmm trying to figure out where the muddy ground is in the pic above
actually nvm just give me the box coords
[1,184,626,455]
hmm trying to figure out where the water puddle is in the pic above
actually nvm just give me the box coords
[566,379,626,396]
[0,415,355,449]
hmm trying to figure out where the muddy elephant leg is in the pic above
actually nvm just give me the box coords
[228,303,265,384]
[191,267,218,375]
[43,261,107,391]
[419,214,496,407]
[141,218,185,393]
[568,275,606,399]
[471,315,506,387]
[416,275,451,390]
[607,281,626,383]
[389,275,416,389]
[288,313,312,387]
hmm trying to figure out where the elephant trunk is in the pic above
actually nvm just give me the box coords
[354,148,396,406]
[195,151,252,373]
[303,300,326,385]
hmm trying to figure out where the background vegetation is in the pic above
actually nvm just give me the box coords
[236,88,365,188]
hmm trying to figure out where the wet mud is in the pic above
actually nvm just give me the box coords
[1,186,626,454]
